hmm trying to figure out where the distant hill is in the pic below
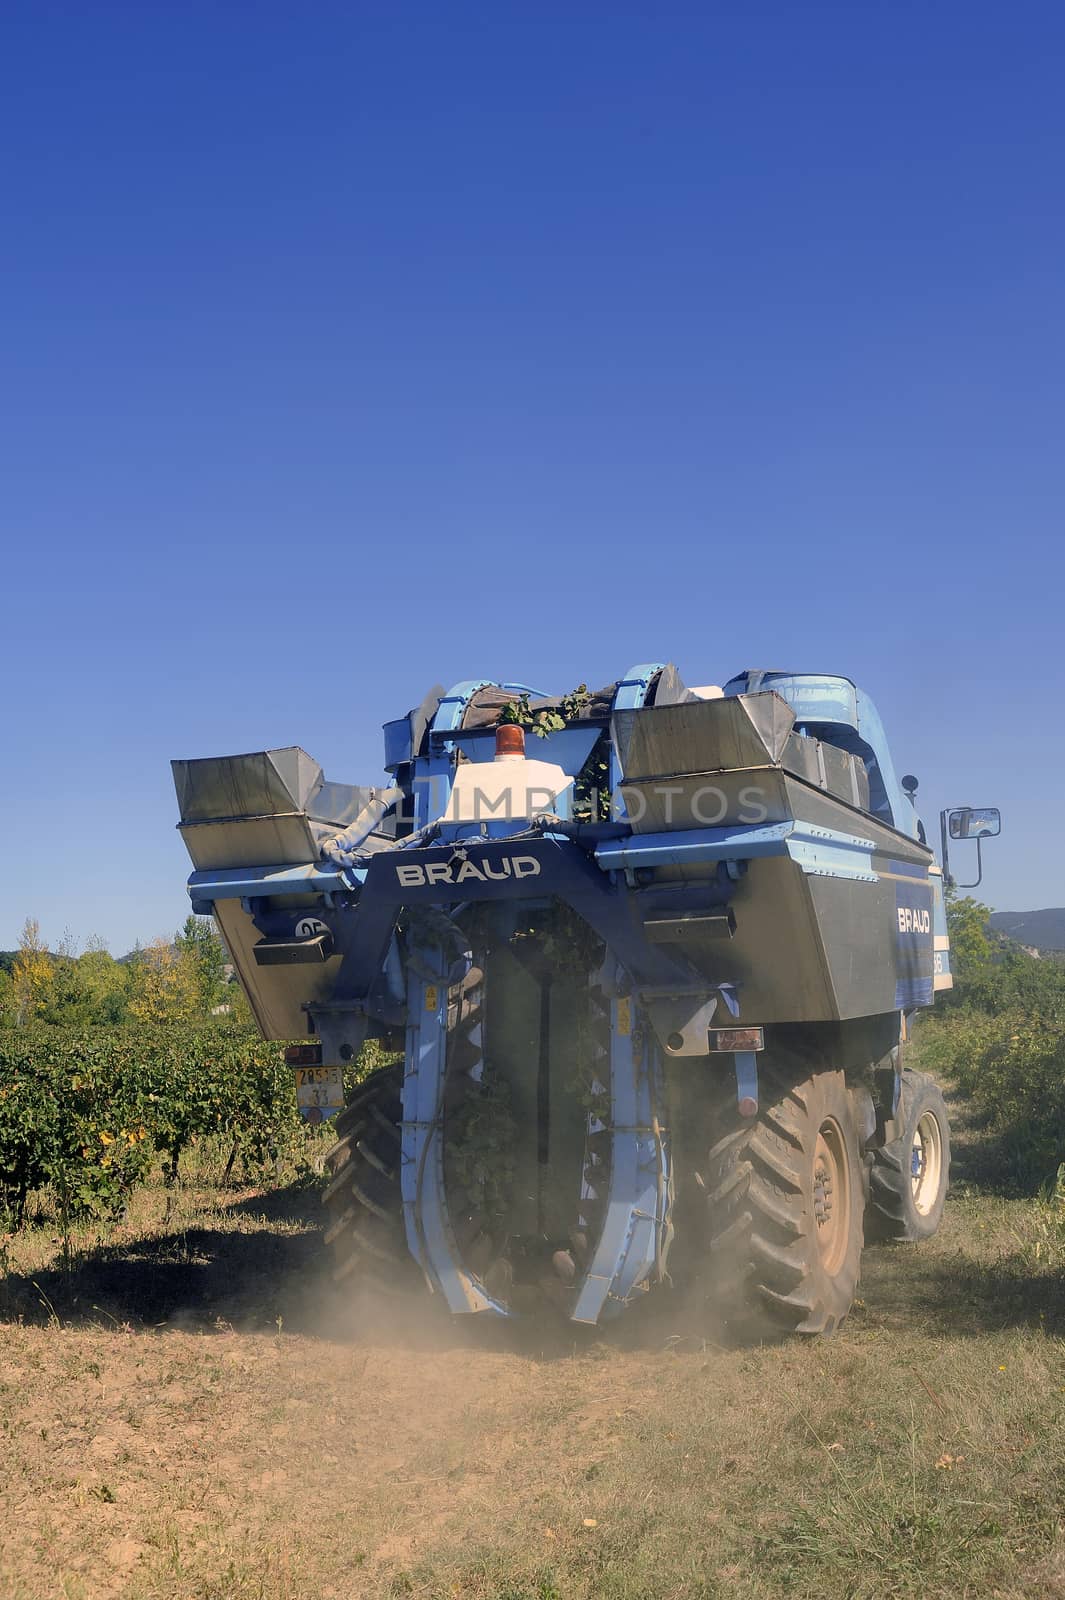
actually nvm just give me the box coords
[989,908,1065,952]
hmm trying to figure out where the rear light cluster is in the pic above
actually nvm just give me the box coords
[708,1026,764,1053]
[285,1043,322,1067]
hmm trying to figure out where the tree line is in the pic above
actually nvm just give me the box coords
[0,915,251,1029]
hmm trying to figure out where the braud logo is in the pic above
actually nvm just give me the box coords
[897,906,931,935]
[395,855,542,888]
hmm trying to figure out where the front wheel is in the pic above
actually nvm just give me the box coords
[867,1069,950,1242]
[703,1065,868,1340]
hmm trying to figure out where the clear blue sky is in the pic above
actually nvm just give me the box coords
[2,2,1061,953]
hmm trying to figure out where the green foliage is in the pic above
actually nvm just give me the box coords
[0,970,15,1028]
[38,942,132,1027]
[920,999,1065,1189]
[11,917,54,1025]
[354,1035,402,1083]
[510,900,605,977]
[945,893,993,984]
[498,692,567,739]
[949,938,1065,1017]
[446,1068,517,1228]
[1022,1163,1065,1270]
[918,932,1065,1190]
[0,1024,300,1225]
[177,914,229,1010]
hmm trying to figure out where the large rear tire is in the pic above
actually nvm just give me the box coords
[703,1065,868,1339]
[866,1069,950,1242]
[322,1062,411,1287]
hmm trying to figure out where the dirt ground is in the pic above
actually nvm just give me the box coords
[1,1158,1064,1600]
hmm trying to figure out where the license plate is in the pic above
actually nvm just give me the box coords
[294,1065,344,1120]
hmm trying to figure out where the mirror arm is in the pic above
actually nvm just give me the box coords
[956,835,984,891]
[939,808,952,889]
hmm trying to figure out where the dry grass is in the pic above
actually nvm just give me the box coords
[1,1130,1064,1599]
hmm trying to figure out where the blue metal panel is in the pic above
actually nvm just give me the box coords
[400,947,506,1316]
[787,827,879,882]
[498,681,549,697]
[188,860,357,912]
[383,717,413,771]
[610,662,664,817]
[893,876,934,1011]
[613,663,665,714]
[608,1035,671,1310]
[931,878,949,941]
[432,680,495,735]
[595,819,877,879]
[571,999,668,1323]
[352,835,704,1002]
[882,857,928,879]
[896,975,935,1007]
[597,821,791,870]
[853,686,914,839]
[733,1050,759,1107]
[931,870,952,994]
[415,679,492,829]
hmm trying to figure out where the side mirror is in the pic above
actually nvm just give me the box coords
[940,805,1002,888]
[948,806,1001,841]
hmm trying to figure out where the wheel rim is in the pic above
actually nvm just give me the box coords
[911,1110,943,1216]
[813,1117,851,1275]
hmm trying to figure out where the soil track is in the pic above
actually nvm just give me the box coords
[1,1173,1063,1600]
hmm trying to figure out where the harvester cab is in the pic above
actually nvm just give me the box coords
[174,664,999,1338]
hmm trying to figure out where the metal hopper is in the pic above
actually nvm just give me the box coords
[607,689,934,1022]
[172,747,399,1036]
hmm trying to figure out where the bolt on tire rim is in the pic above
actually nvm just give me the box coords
[910,1111,943,1216]
[813,1117,851,1274]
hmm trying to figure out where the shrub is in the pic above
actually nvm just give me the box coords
[0,1024,397,1227]
[919,974,1065,1190]
[0,1024,300,1225]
